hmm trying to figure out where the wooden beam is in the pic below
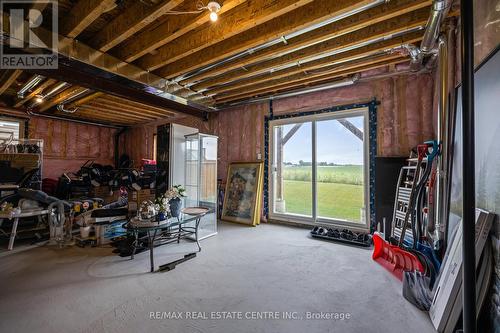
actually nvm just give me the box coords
[90,0,185,52]
[183,0,431,84]
[114,0,247,63]
[14,78,56,108]
[283,124,303,144]
[38,86,88,112]
[215,56,407,103]
[138,0,318,71]
[208,32,423,96]
[0,70,22,95]
[154,0,377,79]
[60,0,116,38]
[337,119,363,141]
[30,60,207,118]
[193,9,429,91]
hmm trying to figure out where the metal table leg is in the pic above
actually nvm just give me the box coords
[148,230,157,272]
[195,217,201,252]
[8,217,19,251]
[131,230,138,260]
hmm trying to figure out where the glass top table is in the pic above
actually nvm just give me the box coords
[123,207,209,272]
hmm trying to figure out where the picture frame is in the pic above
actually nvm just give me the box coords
[221,162,264,226]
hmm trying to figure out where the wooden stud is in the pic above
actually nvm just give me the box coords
[193,9,429,91]
[137,0,318,71]
[90,0,184,52]
[114,0,247,63]
[183,0,431,84]
[60,0,116,38]
[0,70,22,96]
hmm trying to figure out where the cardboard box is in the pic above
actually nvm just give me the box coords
[128,189,156,211]
[89,185,111,199]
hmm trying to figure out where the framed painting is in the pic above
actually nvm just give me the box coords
[222,162,263,226]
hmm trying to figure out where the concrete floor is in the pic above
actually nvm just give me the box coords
[0,222,436,333]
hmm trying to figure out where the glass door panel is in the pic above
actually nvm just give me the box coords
[272,121,313,217]
[316,115,365,223]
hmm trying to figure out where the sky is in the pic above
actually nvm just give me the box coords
[279,116,364,165]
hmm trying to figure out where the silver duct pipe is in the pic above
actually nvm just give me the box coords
[57,104,79,114]
[175,0,387,83]
[26,82,70,109]
[42,82,70,99]
[16,75,45,98]
[221,75,359,107]
[402,0,452,71]
[58,88,91,105]
[420,0,452,54]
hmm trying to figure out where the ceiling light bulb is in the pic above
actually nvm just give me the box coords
[207,1,220,22]
[210,11,218,22]
[35,96,44,103]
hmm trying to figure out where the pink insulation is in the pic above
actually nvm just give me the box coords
[29,117,116,179]
[118,73,436,182]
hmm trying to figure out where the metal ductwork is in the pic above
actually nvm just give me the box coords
[420,0,452,54]
[404,0,452,70]
[221,75,359,107]
[57,104,79,114]
[16,75,45,98]
[42,82,70,99]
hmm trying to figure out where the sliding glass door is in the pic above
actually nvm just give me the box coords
[269,108,370,230]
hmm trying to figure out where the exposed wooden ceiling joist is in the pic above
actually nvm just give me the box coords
[66,91,103,108]
[206,31,423,96]
[154,0,377,79]
[216,56,408,103]
[182,0,432,85]
[102,95,177,116]
[60,0,116,38]
[0,70,22,95]
[115,0,247,63]
[90,0,185,52]
[78,105,157,121]
[88,100,173,119]
[138,0,318,71]
[193,8,429,91]
[55,109,137,125]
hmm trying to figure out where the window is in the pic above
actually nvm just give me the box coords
[0,117,23,142]
[269,107,370,230]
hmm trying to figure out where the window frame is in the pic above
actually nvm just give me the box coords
[0,116,25,141]
[268,107,371,231]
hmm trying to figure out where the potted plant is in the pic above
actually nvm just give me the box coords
[165,185,186,218]
[154,197,170,222]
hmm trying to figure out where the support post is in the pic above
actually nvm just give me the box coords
[460,0,476,332]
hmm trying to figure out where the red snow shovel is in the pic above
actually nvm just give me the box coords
[372,232,425,280]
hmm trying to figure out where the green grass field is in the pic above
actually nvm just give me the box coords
[279,165,364,222]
